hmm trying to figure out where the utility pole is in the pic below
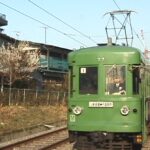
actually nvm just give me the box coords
[13,31,20,40]
[9,51,12,106]
[141,29,146,49]
[41,26,48,44]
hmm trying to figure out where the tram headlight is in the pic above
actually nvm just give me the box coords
[120,105,130,116]
[72,106,83,115]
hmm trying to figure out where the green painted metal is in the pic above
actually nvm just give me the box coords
[68,44,150,144]
[69,97,141,132]
[69,45,141,65]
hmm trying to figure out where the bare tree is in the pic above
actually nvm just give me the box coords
[0,42,39,87]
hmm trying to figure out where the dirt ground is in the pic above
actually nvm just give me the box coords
[0,105,67,134]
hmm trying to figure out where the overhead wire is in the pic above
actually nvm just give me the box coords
[112,0,144,47]
[0,1,87,47]
[112,0,121,10]
[28,0,98,44]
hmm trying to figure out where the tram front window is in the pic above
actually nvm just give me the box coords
[79,67,98,94]
[105,65,126,95]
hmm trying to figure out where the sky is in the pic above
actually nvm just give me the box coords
[0,0,150,51]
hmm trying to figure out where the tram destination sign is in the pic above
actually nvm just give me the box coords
[89,101,113,108]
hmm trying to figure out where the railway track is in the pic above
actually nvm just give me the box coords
[0,120,67,143]
[0,125,69,150]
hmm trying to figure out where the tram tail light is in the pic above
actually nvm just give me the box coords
[135,135,142,144]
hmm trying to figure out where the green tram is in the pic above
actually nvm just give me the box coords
[67,44,150,149]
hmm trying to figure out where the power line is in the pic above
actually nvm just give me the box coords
[28,0,98,44]
[112,0,121,10]
[0,1,87,47]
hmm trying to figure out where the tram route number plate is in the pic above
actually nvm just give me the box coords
[89,101,113,108]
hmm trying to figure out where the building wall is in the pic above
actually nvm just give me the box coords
[0,33,72,89]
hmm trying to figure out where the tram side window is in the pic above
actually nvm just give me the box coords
[133,67,140,94]
[105,65,126,95]
[79,67,98,94]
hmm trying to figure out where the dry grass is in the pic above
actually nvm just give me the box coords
[0,105,67,134]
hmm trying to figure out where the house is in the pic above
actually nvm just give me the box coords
[0,13,72,90]
[0,33,72,90]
